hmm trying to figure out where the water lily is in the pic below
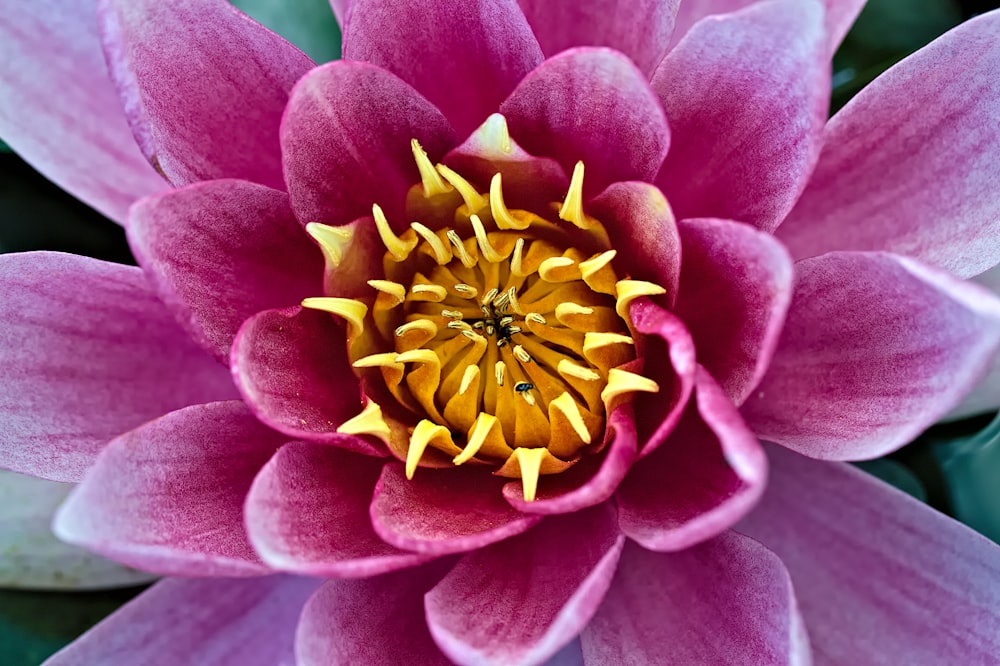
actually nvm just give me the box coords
[1,0,1000,664]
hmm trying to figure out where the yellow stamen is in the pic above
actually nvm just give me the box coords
[579,250,617,278]
[495,361,506,386]
[411,139,451,197]
[367,279,406,305]
[615,279,667,318]
[454,412,500,465]
[557,359,601,382]
[601,368,660,406]
[538,256,577,282]
[411,222,451,264]
[410,284,449,301]
[446,231,477,268]
[395,320,438,338]
[301,297,368,336]
[550,392,592,444]
[510,238,527,276]
[395,349,439,366]
[513,345,532,364]
[436,163,488,212]
[372,204,417,261]
[459,365,480,395]
[512,447,547,502]
[407,419,453,478]
[454,283,478,299]
[470,215,505,263]
[336,401,391,443]
[490,173,530,230]
[558,161,595,229]
[352,352,403,369]
[305,222,353,268]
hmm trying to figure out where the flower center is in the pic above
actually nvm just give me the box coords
[302,130,664,500]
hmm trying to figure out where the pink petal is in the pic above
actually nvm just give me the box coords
[617,367,767,552]
[948,265,1000,419]
[0,0,165,223]
[231,307,379,454]
[0,252,236,483]
[45,575,320,666]
[629,300,697,458]
[245,441,433,577]
[296,563,455,666]
[740,444,1000,664]
[372,462,542,555]
[343,0,542,136]
[129,180,324,361]
[54,401,282,577]
[742,252,1000,460]
[502,405,637,515]
[515,0,680,75]
[425,504,625,666]
[329,0,349,24]
[777,10,1000,279]
[652,0,828,232]
[671,0,864,53]
[281,60,458,227]
[582,534,808,664]
[0,469,152,590]
[501,48,670,198]
[674,218,794,405]
[590,181,681,305]
[98,0,313,189]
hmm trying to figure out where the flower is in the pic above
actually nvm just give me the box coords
[1,0,1000,664]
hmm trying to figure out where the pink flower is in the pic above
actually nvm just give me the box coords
[1,0,1000,664]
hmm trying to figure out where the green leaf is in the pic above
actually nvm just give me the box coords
[230,0,342,64]
[854,459,927,502]
[935,414,1000,544]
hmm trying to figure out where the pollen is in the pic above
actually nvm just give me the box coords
[304,134,664,501]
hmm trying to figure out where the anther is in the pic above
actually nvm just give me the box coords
[372,204,416,261]
[499,316,514,327]
[470,215,504,263]
[446,230,477,268]
[441,309,464,320]
[513,345,532,364]
[447,320,471,330]
[510,238,527,276]
[506,287,523,315]
[495,361,506,386]
[526,312,547,325]
[411,139,451,197]
[482,288,499,306]
[461,329,480,340]
[436,163,488,212]
[454,283,478,298]
[411,222,451,264]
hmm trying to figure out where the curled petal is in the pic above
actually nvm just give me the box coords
[98,0,313,189]
[742,252,1000,460]
[777,10,1000,278]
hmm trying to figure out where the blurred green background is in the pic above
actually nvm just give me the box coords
[1,0,998,663]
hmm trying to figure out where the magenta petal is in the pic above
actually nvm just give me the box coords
[344,0,542,136]
[0,252,236,483]
[129,180,323,361]
[297,563,455,665]
[671,0,863,53]
[653,0,828,232]
[97,0,313,189]
[425,504,625,666]
[501,48,670,197]
[740,444,1000,664]
[329,0,349,24]
[231,307,379,453]
[742,252,1000,460]
[949,265,1000,419]
[515,0,680,75]
[674,218,793,405]
[45,575,320,666]
[582,534,808,664]
[245,441,433,577]
[777,11,1000,278]
[281,60,458,226]
[0,0,165,223]
[372,463,541,555]
[590,181,681,305]
[617,368,767,552]
[629,300,697,459]
[54,401,281,577]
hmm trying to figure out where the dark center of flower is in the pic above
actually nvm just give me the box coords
[301,121,664,500]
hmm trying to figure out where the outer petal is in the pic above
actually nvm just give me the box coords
[581,535,808,664]
[671,0,864,53]
[501,48,670,198]
[54,401,280,577]
[740,444,1000,665]
[777,10,1000,279]
[244,441,432,578]
[652,0,828,232]
[674,218,793,405]
[0,252,237,483]
[0,469,152,590]
[372,463,542,555]
[0,0,164,223]
[343,0,542,136]
[425,504,625,666]
[617,368,767,552]
[98,0,314,189]
[296,563,455,666]
[231,307,374,452]
[741,252,1000,460]
[515,0,680,75]
[44,575,320,666]
[590,181,681,304]
[281,60,458,226]
[947,265,1000,419]
[129,180,324,361]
